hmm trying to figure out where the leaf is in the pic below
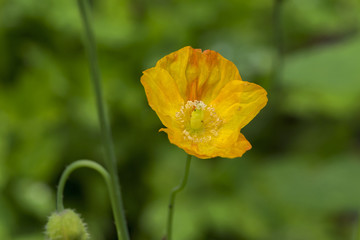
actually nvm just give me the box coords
[282,35,360,119]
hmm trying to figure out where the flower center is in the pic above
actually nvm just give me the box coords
[176,100,223,143]
[190,108,204,130]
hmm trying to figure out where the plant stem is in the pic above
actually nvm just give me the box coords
[57,160,130,240]
[264,0,285,92]
[57,160,109,212]
[352,211,359,240]
[166,154,192,240]
[272,0,285,86]
[76,1,130,240]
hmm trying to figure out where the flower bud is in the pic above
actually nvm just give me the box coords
[45,209,90,240]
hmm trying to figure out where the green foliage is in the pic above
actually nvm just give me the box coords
[282,35,360,119]
[0,0,359,239]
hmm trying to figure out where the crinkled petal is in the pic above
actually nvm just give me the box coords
[160,127,197,156]
[141,67,184,128]
[161,127,210,159]
[211,132,252,159]
[156,46,241,104]
[211,80,268,131]
[162,128,251,159]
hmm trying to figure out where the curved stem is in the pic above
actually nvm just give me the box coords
[166,154,192,240]
[57,160,110,212]
[57,160,127,239]
[76,1,130,240]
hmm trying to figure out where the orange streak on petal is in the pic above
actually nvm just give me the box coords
[156,46,241,103]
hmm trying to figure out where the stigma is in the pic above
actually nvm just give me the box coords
[176,100,223,143]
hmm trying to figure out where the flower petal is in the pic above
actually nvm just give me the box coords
[162,128,251,159]
[141,67,184,128]
[212,133,252,159]
[211,80,268,131]
[161,127,210,159]
[155,46,241,104]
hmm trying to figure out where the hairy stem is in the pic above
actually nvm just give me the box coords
[57,160,109,212]
[56,159,128,240]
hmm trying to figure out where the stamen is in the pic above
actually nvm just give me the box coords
[175,100,223,143]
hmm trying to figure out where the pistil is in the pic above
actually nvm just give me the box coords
[176,100,223,143]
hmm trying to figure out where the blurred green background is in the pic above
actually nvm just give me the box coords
[1,0,360,239]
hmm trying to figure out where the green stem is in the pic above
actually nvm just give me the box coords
[266,0,285,92]
[57,160,128,240]
[166,154,192,240]
[76,1,130,240]
[274,0,284,60]
[57,160,109,212]
[272,0,285,85]
[352,212,359,240]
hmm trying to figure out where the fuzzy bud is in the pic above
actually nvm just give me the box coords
[45,209,90,240]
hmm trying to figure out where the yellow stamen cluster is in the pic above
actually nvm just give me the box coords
[176,100,223,143]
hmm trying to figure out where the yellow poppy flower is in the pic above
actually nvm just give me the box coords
[141,46,267,159]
